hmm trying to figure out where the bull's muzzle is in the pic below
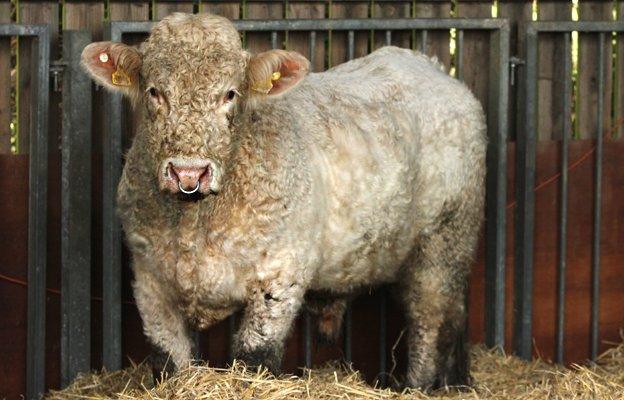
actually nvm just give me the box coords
[159,157,221,195]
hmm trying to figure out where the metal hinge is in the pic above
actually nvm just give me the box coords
[50,60,67,92]
[509,57,525,86]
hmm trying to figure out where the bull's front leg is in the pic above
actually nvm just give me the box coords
[233,275,306,375]
[133,262,193,374]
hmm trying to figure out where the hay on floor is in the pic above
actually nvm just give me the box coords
[47,342,624,399]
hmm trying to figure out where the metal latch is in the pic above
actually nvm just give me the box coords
[509,57,525,86]
[50,60,67,92]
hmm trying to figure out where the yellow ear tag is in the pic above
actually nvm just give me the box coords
[111,68,132,87]
[251,71,282,94]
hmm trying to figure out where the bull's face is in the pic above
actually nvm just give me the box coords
[81,13,309,198]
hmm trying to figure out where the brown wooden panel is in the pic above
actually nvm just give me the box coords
[109,1,149,21]
[154,1,194,20]
[456,1,491,114]
[245,2,284,53]
[0,2,11,154]
[201,1,241,19]
[413,1,451,69]
[329,1,368,67]
[577,1,614,139]
[536,2,571,141]
[287,2,326,72]
[372,1,411,50]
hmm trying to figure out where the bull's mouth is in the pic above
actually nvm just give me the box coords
[158,157,222,199]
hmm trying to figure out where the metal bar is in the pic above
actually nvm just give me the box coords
[228,314,237,362]
[591,32,605,361]
[514,25,538,360]
[525,20,624,33]
[24,24,50,400]
[555,32,572,365]
[308,31,316,71]
[102,23,124,371]
[456,29,464,81]
[61,30,92,387]
[304,311,313,369]
[343,304,352,363]
[271,31,278,49]
[385,30,391,46]
[484,21,509,350]
[347,30,355,60]
[108,18,509,36]
[378,288,387,387]
[420,29,428,53]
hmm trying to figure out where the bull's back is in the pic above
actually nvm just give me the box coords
[276,47,486,292]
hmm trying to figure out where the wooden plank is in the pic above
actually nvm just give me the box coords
[0,2,11,153]
[109,1,149,21]
[245,2,284,53]
[287,2,326,72]
[497,1,532,143]
[155,1,194,20]
[201,1,241,19]
[536,2,572,141]
[577,1,614,139]
[456,2,491,117]
[413,1,451,69]
[329,1,369,67]
[372,1,411,50]
[63,2,105,39]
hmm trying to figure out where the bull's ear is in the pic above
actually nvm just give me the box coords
[81,41,142,98]
[248,50,309,97]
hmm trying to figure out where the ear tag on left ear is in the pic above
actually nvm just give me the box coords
[111,67,132,86]
[251,71,282,94]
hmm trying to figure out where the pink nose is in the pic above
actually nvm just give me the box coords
[162,160,212,194]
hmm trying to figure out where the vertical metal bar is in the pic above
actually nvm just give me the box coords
[309,31,316,70]
[484,22,509,350]
[26,25,50,400]
[456,29,464,81]
[304,311,313,369]
[385,30,391,46]
[378,288,387,387]
[61,30,92,387]
[271,31,278,49]
[514,25,538,360]
[102,23,123,371]
[420,29,428,53]
[343,304,352,363]
[590,32,605,361]
[555,32,572,364]
[348,30,355,61]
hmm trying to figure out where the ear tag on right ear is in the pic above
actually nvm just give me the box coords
[98,53,109,63]
[111,67,132,86]
[251,71,282,94]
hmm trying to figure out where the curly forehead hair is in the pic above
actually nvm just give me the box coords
[139,13,248,85]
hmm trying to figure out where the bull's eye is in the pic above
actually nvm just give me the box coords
[225,90,237,102]
[148,87,159,97]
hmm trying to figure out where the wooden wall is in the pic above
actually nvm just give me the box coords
[0,0,623,398]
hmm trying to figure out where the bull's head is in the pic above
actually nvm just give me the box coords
[81,13,309,198]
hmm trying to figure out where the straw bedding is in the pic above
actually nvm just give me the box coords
[47,341,624,400]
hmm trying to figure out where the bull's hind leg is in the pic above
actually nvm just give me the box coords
[401,222,476,391]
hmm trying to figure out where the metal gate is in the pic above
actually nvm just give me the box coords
[3,17,511,398]
[0,23,49,400]
[518,20,624,363]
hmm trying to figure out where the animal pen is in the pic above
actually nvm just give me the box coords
[1,0,623,399]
